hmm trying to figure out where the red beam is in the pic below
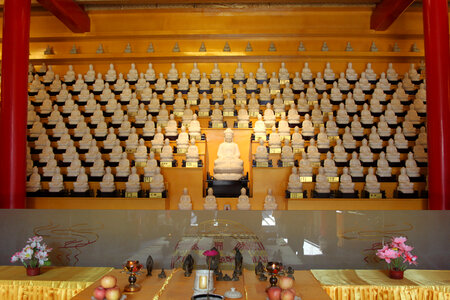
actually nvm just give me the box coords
[423,0,450,210]
[0,0,31,208]
[370,0,415,31]
[37,0,90,33]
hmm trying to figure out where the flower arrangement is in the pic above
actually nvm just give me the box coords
[376,236,417,271]
[10,236,52,268]
[202,249,219,299]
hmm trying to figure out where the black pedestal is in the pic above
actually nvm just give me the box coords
[206,173,249,197]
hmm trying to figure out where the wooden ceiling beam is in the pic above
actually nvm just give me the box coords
[36,0,90,33]
[370,0,415,31]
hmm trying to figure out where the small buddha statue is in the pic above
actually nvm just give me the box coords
[301,114,315,138]
[394,127,408,149]
[263,189,277,210]
[259,82,271,102]
[324,152,338,177]
[134,138,148,162]
[256,62,268,82]
[164,114,178,138]
[359,139,374,163]
[73,167,89,193]
[162,82,175,102]
[333,139,348,163]
[108,140,123,163]
[336,103,350,125]
[358,72,371,92]
[93,73,105,93]
[323,62,335,81]
[282,82,294,102]
[365,167,381,194]
[360,103,374,126]
[178,188,192,210]
[48,167,64,193]
[105,63,117,83]
[317,126,330,150]
[306,81,318,102]
[151,127,165,151]
[246,73,258,91]
[349,152,364,177]
[268,126,281,149]
[222,73,233,91]
[156,103,170,126]
[315,167,331,194]
[27,167,42,193]
[298,152,313,177]
[210,63,222,81]
[199,73,210,91]
[413,145,427,163]
[330,82,343,102]
[281,140,294,164]
[223,93,235,113]
[204,188,218,210]
[278,115,290,137]
[237,104,249,125]
[160,139,174,163]
[292,72,304,91]
[99,167,115,193]
[248,93,259,114]
[90,153,105,177]
[416,127,427,148]
[144,152,158,177]
[301,62,313,81]
[297,93,310,114]
[345,62,358,81]
[311,103,323,126]
[286,167,303,194]
[43,65,55,83]
[291,126,304,149]
[155,73,167,92]
[187,82,199,103]
[116,152,131,177]
[237,188,251,210]
[234,63,245,82]
[186,138,200,163]
[376,152,392,177]
[320,93,332,113]
[342,127,356,149]
[167,63,179,82]
[125,166,141,194]
[345,93,358,114]
[352,82,365,102]
[150,167,165,193]
[386,139,401,163]
[254,139,269,163]
[269,72,280,91]
[114,73,126,92]
[397,167,415,194]
[405,152,421,177]
[278,62,289,82]
[364,63,377,81]
[176,126,190,151]
[126,63,139,83]
[287,103,300,126]
[386,63,398,82]
[339,167,355,194]
[325,113,339,136]
[63,65,76,83]
[210,103,223,124]
[306,138,320,162]
[189,63,201,82]
[103,128,118,150]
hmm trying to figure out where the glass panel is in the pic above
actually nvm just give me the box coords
[0,210,448,270]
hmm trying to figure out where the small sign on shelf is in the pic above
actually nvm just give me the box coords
[186,161,198,168]
[143,176,153,183]
[300,176,313,182]
[160,161,173,168]
[125,192,138,198]
[149,192,162,198]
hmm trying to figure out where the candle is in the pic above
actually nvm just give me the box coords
[199,275,207,290]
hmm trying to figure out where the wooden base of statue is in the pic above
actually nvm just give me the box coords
[206,172,249,198]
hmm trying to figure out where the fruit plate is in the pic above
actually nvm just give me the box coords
[91,295,127,300]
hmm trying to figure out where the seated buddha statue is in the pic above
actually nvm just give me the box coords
[340,167,355,194]
[301,114,315,138]
[125,167,141,194]
[287,167,303,193]
[160,139,174,163]
[246,73,258,91]
[213,129,244,180]
[306,138,320,163]
[176,126,190,151]
[345,62,358,81]
[349,152,364,177]
[376,152,392,177]
[338,72,350,91]
[73,167,89,193]
[186,138,200,163]
[315,167,331,194]
[350,115,364,137]
[320,93,332,113]
[301,62,313,81]
[397,167,414,194]
[99,167,115,193]
[386,63,398,82]
[178,188,193,210]
[144,152,158,177]
[405,152,421,177]
[268,126,281,149]
[234,62,245,82]
[48,168,64,193]
[359,139,374,163]
[150,167,165,193]
[386,139,401,163]
[333,139,348,163]
[394,127,408,149]
[237,188,251,210]
[323,62,335,82]
[323,152,338,177]
[254,139,269,163]
[263,189,277,210]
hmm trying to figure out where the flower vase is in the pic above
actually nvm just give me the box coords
[26,267,40,276]
[389,269,404,279]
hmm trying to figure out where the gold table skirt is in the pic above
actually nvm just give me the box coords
[312,269,450,300]
[0,266,113,300]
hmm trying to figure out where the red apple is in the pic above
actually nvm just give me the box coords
[105,286,121,300]
[267,286,282,300]
[279,276,294,290]
[100,275,117,289]
[93,286,106,300]
[281,289,296,300]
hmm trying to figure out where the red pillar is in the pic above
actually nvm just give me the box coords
[422,0,450,210]
[0,0,31,208]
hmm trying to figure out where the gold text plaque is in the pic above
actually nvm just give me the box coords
[293,148,304,153]
[290,192,304,199]
[282,161,295,167]
[255,161,269,168]
[223,111,234,117]
[125,192,138,198]
[186,161,198,168]
[328,177,339,183]
[300,176,313,182]
[177,148,187,154]
[237,122,249,128]
[143,176,153,183]
[369,193,382,199]
[149,192,162,198]
[269,147,281,154]
[198,111,209,117]
[212,122,223,128]
[135,161,147,168]
[160,161,172,168]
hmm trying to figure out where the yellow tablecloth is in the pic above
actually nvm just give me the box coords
[0,266,113,300]
[312,269,450,300]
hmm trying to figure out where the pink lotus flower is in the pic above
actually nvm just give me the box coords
[376,236,417,271]
[392,237,407,245]
[203,250,218,257]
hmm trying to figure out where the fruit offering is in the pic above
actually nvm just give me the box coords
[266,276,296,300]
[92,275,121,300]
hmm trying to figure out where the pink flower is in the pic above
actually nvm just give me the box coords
[403,252,418,265]
[377,248,400,264]
[203,250,218,257]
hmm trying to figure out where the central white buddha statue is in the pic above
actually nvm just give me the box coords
[213,128,244,180]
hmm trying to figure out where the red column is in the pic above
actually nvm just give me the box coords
[0,0,31,208]
[422,0,450,210]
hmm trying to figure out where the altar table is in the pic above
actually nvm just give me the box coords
[312,269,450,300]
[0,266,112,300]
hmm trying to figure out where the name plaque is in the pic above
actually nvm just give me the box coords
[369,193,382,199]
[314,123,324,128]
[280,135,291,141]
[280,79,290,85]
[177,148,187,154]
[149,192,162,198]
[311,162,321,168]
[160,161,173,168]
[187,100,198,106]
[236,99,247,105]
[125,192,138,198]
[275,112,286,118]
[270,89,281,95]
[300,176,313,182]
[198,111,209,117]
[290,192,304,199]
[256,161,269,168]
[127,112,137,117]
[143,176,153,183]
[186,161,198,168]
[269,147,281,154]
[282,161,295,167]
[307,100,318,106]
[328,136,339,141]
[223,90,233,95]
[255,134,266,141]
[328,177,339,183]
[125,148,136,154]
[293,148,304,153]
[238,122,249,129]
[151,148,161,153]
[223,111,234,117]
[135,161,147,167]
[249,111,259,117]
[174,111,184,117]
[284,100,294,105]
[212,122,223,128]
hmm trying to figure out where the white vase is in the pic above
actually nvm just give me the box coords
[193,270,214,295]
